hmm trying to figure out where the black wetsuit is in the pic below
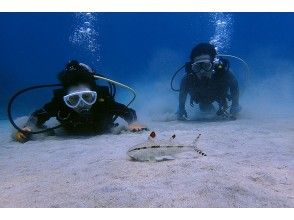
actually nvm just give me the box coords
[179,63,239,114]
[26,86,137,134]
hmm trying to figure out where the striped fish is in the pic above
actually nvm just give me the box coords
[127,131,206,162]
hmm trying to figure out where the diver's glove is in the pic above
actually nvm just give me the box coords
[230,105,242,116]
[177,109,188,120]
[216,105,239,120]
[14,127,32,143]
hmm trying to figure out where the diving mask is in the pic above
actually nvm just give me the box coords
[63,90,97,109]
[191,54,213,73]
[191,61,213,73]
[191,55,214,79]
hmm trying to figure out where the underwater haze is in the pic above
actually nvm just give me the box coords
[0,13,294,208]
[0,13,294,119]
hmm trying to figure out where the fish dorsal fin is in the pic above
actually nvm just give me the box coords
[169,134,176,141]
[148,131,156,141]
[192,134,201,146]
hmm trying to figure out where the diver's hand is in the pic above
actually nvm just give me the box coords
[177,109,188,120]
[216,107,237,120]
[15,127,32,143]
[128,122,148,132]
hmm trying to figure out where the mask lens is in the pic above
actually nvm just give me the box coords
[191,61,212,73]
[65,94,80,107]
[191,63,201,73]
[81,91,97,104]
[202,62,212,71]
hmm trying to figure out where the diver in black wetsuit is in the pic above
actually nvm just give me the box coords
[177,43,241,120]
[14,60,147,142]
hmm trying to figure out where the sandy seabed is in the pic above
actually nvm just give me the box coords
[0,116,293,208]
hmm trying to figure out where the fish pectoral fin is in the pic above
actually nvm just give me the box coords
[148,131,156,141]
[155,155,175,162]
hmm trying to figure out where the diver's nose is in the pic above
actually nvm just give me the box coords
[79,101,86,107]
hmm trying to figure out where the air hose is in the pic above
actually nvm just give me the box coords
[94,75,136,107]
[217,54,250,87]
[7,84,63,134]
[170,64,186,92]
[8,75,137,134]
[94,75,137,123]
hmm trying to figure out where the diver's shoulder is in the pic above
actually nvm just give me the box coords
[217,70,235,78]
[95,85,113,99]
[53,88,66,97]
[95,85,109,93]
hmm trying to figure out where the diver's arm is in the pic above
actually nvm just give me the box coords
[110,101,137,124]
[96,85,138,123]
[25,107,52,128]
[227,71,241,116]
[25,98,59,128]
[227,71,239,107]
[109,100,148,132]
[15,98,59,143]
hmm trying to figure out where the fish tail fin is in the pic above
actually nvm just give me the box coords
[192,134,207,156]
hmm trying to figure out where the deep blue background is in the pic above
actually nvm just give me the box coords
[1,13,294,118]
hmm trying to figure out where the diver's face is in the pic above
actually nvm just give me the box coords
[191,55,213,79]
[64,84,97,114]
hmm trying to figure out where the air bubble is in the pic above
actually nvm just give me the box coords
[209,13,233,53]
[69,13,101,62]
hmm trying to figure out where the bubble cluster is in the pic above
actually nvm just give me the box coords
[209,13,233,53]
[69,13,101,61]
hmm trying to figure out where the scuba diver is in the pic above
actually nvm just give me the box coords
[177,43,241,120]
[14,60,147,143]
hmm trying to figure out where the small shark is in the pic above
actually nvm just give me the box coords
[127,131,207,162]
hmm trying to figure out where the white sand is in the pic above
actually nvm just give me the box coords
[0,116,293,208]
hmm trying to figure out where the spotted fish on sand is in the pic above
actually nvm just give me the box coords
[127,131,207,162]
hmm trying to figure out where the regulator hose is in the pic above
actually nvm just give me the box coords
[170,64,186,92]
[217,54,250,87]
[94,75,136,107]
[7,84,62,134]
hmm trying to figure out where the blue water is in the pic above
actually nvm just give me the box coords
[1,13,294,119]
